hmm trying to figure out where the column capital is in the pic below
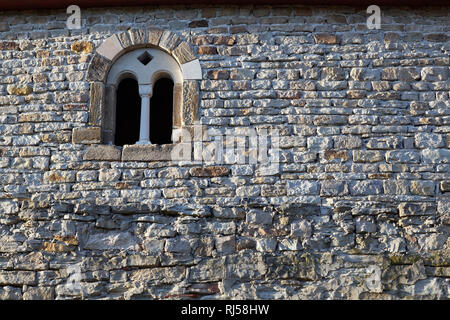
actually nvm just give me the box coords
[138,84,152,97]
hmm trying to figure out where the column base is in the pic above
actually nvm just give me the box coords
[136,140,152,145]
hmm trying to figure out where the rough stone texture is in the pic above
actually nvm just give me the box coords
[72,127,101,144]
[88,82,105,126]
[86,53,110,82]
[0,5,448,301]
[122,144,174,161]
[189,166,230,177]
[173,41,196,64]
[83,145,122,161]
[182,80,199,125]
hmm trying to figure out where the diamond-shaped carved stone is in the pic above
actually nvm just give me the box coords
[137,51,153,65]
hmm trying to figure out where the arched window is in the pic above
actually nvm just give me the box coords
[150,77,173,145]
[105,48,183,146]
[114,78,140,146]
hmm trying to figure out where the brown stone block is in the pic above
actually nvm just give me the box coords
[198,46,217,55]
[83,145,122,161]
[182,80,199,125]
[208,70,229,80]
[72,127,101,144]
[313,33,338,44]
[189,166,230,177]
[0,41,19,50]
[191,35,214,46]
[213,36,236,45]
[70,41,93,54]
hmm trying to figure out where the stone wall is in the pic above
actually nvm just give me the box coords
[0,5,449,300]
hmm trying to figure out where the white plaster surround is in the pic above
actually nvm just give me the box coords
[107,48,183,86]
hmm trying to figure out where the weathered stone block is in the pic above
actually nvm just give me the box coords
[320,180,348,196]
[128,28,147,45]
[173,41,196,64]
[421,149,449,164]
[89,82,104,126]
[321,67,345,80]
[7,85,32,95]
[158,31,181,53]
[182,80,199,125]
[0,271,36,286]
[0,41,19,50]
[286,180,319,195]
[70,41,93,54]
[86,53,110,82]
[313,33,338,44]
[83,145,122,161]
[246,209,273,225]
[415,133,444,149]
[117,31,132,48]
[189,19,209,28]
[189,166,230,177]
[410,181,435,196]
[399,203,436,217]
[353,150,384,163]
[122,144,174,161]
[147,27,163,46]
[350,180,383,196]
[386,151,420,163]
[383,181,409,195]
[72,127,101,144]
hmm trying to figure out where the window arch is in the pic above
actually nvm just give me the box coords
[105,47,182,146]
[82,29,203,161]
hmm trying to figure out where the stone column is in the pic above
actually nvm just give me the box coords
[137,84,152,145]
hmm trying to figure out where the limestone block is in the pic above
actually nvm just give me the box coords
[173,41,196,64]
[86,53,110,82]
[128,28,147,45]
[181,59,202,80]
[96,34,123,61]
[147,27,163,46]
[182,80,199,125]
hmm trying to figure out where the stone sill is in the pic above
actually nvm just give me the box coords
[83,144,176,162]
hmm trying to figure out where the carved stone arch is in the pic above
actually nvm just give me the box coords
[80,28,202,161]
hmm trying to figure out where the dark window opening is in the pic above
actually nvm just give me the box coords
[115,78,141,146]
[150,77,173,145]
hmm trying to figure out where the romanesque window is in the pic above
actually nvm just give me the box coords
[105,48,182,146]
[80,29,203,161]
